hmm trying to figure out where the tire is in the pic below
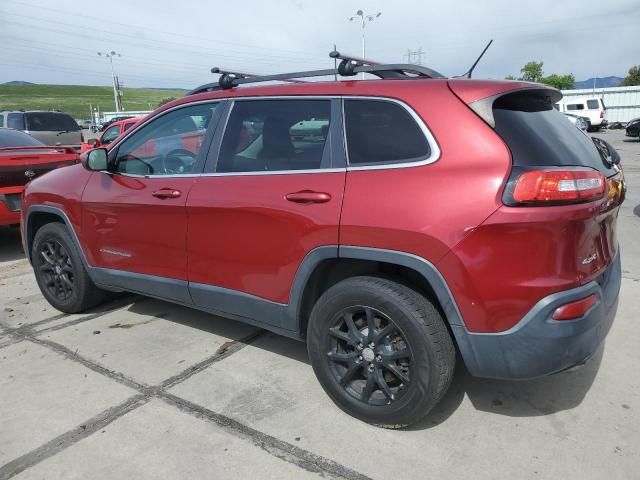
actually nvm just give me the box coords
[32,222,107,313]
[307,276,455,428]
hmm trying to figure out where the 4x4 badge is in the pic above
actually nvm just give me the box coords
[24,170,36,179]
[582,253,598,265]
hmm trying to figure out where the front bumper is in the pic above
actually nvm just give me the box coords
[453,251,621,380]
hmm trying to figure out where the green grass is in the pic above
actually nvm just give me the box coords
[0,84,186,120]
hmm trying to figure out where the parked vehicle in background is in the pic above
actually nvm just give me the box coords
[77,119,93,130]
[626,117,640,139]
[99,115,134,132]
[0,128,78,226]
[0,110,83,151]
[555,97,607,131]
[80,118,140,153]
[563,112,589,131]
[21,58,626,428]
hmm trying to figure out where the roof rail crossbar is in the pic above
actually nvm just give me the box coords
[186,51,446,95]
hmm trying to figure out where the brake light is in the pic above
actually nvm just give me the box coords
[600,111,604,119]
[509,168,605,205]
[552,294,597,320]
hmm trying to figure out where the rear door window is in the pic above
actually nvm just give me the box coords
[343,99,430,166]
[25,112,80,131]
[7,113,25,130]
[216,99,331,173]
[566,103,585,111]
[586,100,600,109]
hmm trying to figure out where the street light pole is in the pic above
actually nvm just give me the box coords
[98,51,122,113]
[349,10,382,79]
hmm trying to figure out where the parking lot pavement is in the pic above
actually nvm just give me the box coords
[1,130,639,479]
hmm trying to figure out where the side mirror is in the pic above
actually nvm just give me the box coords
[84,148,109,171]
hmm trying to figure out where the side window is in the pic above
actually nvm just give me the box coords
[101,125,121,144]
[0,114,4,127]
[217,99,331,173]
[566,103,585,111]
[344,99,430,165]
[114,103,218,176]
[7,113,25,130]
[586,99,599,110]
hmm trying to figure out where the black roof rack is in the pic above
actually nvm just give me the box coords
[187,50,446,96]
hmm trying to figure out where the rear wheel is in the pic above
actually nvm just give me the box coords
[307,276,455,428]
[32,222,107,313]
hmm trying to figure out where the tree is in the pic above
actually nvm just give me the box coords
[505,61,575,89]
[520,61,544,83]
[620,65,640,86]
[543,73,575,90]
[157,97,177,107]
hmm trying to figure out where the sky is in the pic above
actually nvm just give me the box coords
[0,0,638,89]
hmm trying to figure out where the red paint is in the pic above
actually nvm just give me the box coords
[80,118,140,153]
[21,77,624,335]
[187,173,345,302]
[0,146,78,225]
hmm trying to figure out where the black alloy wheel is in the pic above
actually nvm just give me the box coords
[327,305,412,406]
[38,239,75,301]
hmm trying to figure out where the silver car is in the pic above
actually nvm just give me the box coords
[0,110,82,151]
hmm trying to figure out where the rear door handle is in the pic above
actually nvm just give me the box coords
[152,188,182,199]
[285,191,332,204]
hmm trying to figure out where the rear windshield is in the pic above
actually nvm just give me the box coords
[25,112,80,132]
[493,90,616,175]
[0,128,45,147]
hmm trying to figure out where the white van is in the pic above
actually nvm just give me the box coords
[554,98,607,131]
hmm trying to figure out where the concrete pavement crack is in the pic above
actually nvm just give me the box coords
[0,395,148,480]
[1,325,368,480]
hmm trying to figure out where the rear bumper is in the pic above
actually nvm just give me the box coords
[453,251,621,380]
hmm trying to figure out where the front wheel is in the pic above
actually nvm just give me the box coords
[307,276,455,428]
[32,222,107,313]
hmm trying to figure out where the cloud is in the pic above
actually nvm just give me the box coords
[0,0,638,87]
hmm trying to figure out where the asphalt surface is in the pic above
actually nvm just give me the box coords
[1,130,639,480]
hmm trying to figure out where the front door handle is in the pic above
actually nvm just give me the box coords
[285,191,332,204]
[152,188,182,199]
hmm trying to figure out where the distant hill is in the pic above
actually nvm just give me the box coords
[2,81,35,86]
[0,84,185,119]
[574,76,623,89]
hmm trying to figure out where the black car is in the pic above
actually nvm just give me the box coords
[626,117,640,139]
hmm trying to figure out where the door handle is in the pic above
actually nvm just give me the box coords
[285,191,332,204]
[152,188,182,199]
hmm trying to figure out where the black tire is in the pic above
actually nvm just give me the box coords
[32,222,107,313]
[307,276,455,428]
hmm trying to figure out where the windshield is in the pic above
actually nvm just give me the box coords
[25,112,80,132]
[0,128,45,147]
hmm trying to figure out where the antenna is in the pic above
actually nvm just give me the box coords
[462,39,493,79]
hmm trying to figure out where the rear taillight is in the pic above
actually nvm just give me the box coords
[552,294,597,320]
[600,111,604,119]
[505,168,606,206]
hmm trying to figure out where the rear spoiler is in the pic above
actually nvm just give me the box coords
[448,80,562,128]
[0,146,79,156]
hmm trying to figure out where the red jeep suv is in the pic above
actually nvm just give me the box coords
[20,56,625,428]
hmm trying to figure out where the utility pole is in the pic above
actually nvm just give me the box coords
[349,10,382,79]
[404,48,424,65]
[97,51,122,113]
